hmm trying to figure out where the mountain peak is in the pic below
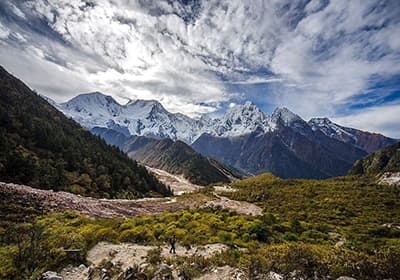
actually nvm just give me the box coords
[126,99,162,107]
[271,107,303,126]
[243,100,255,108]
[125,99,169,118]
[55,92,396,150]
[213,101,271,137]
[225,101,263,115]
[65,92,119,107]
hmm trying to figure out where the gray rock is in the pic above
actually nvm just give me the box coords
[336,277,356,280]
[152,263,172,280]
[101,268,110,280]
[265,271,283,280]
[38,271,63,280]
[124,266,148,280]
[87,265,94,280]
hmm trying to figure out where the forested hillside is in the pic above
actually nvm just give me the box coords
[0,66,171,198]
[350,141,400,175]
[92,127,240,185]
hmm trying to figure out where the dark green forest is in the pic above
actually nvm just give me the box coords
[124,137,236,186]
[0,66,171,198]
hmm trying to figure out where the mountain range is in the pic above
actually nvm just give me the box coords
[53,92,397,179]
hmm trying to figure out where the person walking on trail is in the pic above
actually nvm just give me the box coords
[169,234,176,254]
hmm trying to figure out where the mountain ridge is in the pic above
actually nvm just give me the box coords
[91,127,240,186]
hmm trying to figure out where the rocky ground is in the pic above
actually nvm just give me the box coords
[0,170,262,218]
[195,266,247,280]
[377,172,400,186]
[0,182,191,218]
[59,242,232,280]
[205,194,262,216]
[146,166,201,195]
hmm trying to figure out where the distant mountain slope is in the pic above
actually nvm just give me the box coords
[349,142,400,175]
[192,124,367,179]
[191,107,397,179]
[309,118,397,153]
[0,66,171,198]
[91,126,130,148]
[92,127,238,185]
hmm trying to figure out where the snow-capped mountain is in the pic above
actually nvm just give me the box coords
[58,92,200,143]
[57,92,292,143]
[309,118,357,143]
[271,107,303,127]
[55,92,396,150]
[211,101,275,137]
[308,117,397,153]
[50,91,397,179]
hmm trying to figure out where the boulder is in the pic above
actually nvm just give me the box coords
[38,271,63,280]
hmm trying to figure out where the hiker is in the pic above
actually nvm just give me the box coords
[169,234,176,254]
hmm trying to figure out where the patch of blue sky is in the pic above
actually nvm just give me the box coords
[336,74,400,116]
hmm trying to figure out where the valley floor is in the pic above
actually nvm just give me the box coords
[1,172,399,280]
[0,182,189,218]
[0,166,262,218]
[145,166,201,195]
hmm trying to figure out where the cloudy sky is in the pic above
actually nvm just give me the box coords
[0,0,399,137]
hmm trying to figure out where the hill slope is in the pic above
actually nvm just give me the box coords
[92,127,238,185]
[0,66,171,198]
[349,142,400,174]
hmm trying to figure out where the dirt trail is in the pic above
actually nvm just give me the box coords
[87,242,229,268]
[61,242,230,280]
[205,195,263,216]
[147,168,262,216]
[146,166,201,195]
[206,185,263,216]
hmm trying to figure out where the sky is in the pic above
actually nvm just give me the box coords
[0,0,399,137]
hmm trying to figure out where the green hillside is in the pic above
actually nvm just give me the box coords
[124,136,239,185]
[350,141,400,175]
[0,66,171,198]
